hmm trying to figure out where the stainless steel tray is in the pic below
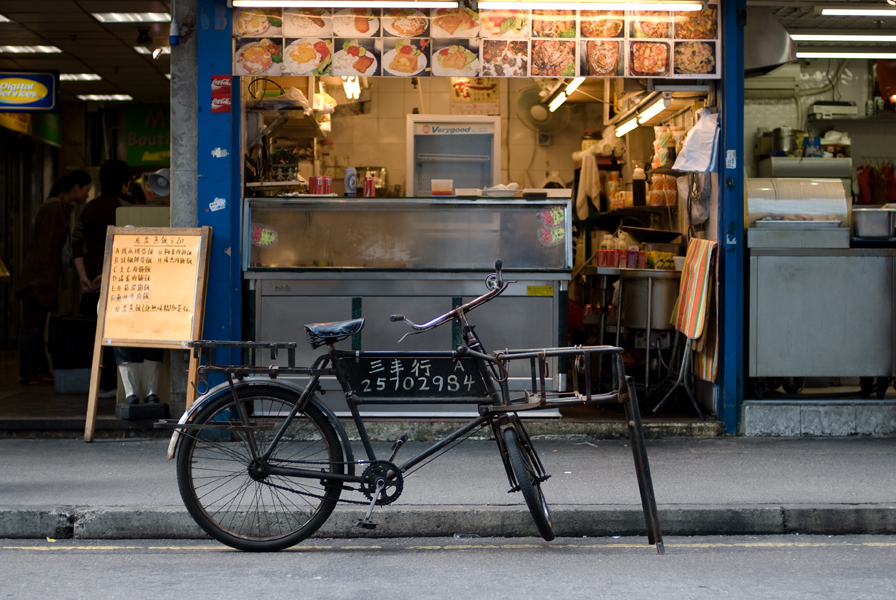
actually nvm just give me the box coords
[754,220,842,229]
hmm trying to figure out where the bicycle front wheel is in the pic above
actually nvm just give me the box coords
[176,385,343,551]
[503,427,554,541]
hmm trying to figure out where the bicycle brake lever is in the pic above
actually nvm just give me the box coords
[495,259,503,287]
[389,314,405,322]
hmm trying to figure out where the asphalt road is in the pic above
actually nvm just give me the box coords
[2,535,895,599]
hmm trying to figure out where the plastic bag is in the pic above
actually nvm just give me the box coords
[673,108,719,174]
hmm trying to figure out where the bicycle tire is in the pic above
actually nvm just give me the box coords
[176,385,343,551]
[503,427,554,541]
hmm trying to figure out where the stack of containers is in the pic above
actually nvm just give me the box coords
[649,173,678,207]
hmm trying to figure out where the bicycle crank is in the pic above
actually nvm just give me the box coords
[353,460,404,530]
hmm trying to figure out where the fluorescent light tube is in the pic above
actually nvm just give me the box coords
[0,14,11,23]
[549,92,568,113]
[233,1,457,7]
[638,96,671,124]
[479,2,701,10]
[615,117,639,137]
[0,45,62,53]
[60,74,102,81]
[92,13,170,22]
[134,46,171,55]
[77,95,133,101]
[565,77,585,96]
[791,33,896,42]
[817,7,896,17]
[797,51,896,59]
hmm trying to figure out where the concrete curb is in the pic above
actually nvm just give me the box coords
[3,504,895,540]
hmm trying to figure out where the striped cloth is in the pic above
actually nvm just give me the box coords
[672,238,718,381]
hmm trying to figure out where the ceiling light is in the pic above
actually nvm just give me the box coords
[615,116,639,137]
[791,33,896,42]
[0,46,62,53]
[60,74,102,81]
[77,94,133,101]
[565,77,585,96]
[797,51,896,59]
[342,76,361,100]
[166,74,172,80]
[548,92,567,113]
[233,1,457,7]
[92,13,170,23]
[478,1,701,10]
[638,94,672,124]
[152,48,164,59]
[134,46,170,55]
[0,15,11,23]
[815,6,896,17]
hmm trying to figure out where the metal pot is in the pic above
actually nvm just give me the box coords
[853,208,896,239]
[773,127,794,154]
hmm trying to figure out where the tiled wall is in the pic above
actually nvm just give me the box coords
[742,59,895,180]
[322,78,604,195]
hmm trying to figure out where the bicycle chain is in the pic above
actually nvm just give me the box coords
[255,460,386,506]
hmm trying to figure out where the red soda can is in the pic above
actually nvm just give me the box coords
[308,176,318,194]
[323,176,332,194]
[313,176,325,194]
[363,176,376,197]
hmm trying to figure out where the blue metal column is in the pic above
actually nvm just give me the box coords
[197,0,241,344]
[719,1,746,433]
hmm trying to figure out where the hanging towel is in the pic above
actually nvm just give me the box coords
[576,154,601,220]
[672,238,719,382]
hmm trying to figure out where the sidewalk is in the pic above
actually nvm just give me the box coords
[2,435,895,541]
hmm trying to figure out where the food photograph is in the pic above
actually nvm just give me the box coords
[333,38,380,77]
[282,38,332,76]
[629,41,670,77]
[382,38,430,76]
[531,9,576,38]
[579,10,624,38]
[673,41,717,75]
[233,7,282,37]
[234,38,281,76]
[430,7,480,38]
[479,39,529,77]
[480,9,529,38]
[283,8,332,38]
[431,39,479,77]
[630,10,671,39]
[530,40,576,77]
[333,8,380,37]
[382,8,430,37]
[674,4,718,40]
[580,40,623,77]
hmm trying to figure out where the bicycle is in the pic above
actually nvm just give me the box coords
[164,261,664,553]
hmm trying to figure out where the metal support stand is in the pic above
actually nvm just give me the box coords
[652,334,704,420]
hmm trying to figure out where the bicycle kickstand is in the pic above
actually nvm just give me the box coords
[354,479,385,530]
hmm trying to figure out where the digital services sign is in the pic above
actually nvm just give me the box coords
[0,71,59,112]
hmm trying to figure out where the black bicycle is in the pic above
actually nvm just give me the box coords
[165,261,663,553]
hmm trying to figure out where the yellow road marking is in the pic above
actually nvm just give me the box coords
[2,540,896,552]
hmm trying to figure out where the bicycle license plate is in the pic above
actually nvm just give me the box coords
[336,352,492,403]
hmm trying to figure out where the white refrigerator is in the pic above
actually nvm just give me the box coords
[406,115,501,196]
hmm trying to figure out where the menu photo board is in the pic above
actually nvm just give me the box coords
[84,226,212,441]
[231,5,720,79]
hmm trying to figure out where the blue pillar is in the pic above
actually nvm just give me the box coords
[719,0,746,433]
[197,0,241,344]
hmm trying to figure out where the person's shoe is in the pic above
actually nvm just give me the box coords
[98,387,118,399]
[144,394,160,404]
[126,394,140,404]
[22,374,55,386]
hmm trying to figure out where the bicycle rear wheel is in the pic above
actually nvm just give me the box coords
[503,427,554,541]
[176,385,343,551]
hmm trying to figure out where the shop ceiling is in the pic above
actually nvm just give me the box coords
[1,1,895,106]
[0,0,171,104]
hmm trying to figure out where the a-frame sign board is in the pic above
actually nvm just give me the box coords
[84,226,212,441]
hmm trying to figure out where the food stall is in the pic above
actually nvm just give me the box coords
[193,1,741,424]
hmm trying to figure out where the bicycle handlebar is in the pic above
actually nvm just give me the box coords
[390,260,508,337]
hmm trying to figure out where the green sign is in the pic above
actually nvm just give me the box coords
[32,111,61,147]
[125,104,170,166]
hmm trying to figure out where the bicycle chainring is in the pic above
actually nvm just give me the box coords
[360,460,403,505]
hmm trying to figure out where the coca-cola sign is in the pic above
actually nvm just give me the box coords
[210,74,231,114]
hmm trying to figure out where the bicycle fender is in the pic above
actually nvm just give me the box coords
[165,377,353,466]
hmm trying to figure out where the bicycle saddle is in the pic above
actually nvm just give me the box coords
[304,318,365,348]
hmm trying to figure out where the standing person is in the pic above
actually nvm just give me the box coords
[72,159,162,405]
[16,171,93,385]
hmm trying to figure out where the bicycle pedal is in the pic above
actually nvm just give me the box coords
[353,519,377,530]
